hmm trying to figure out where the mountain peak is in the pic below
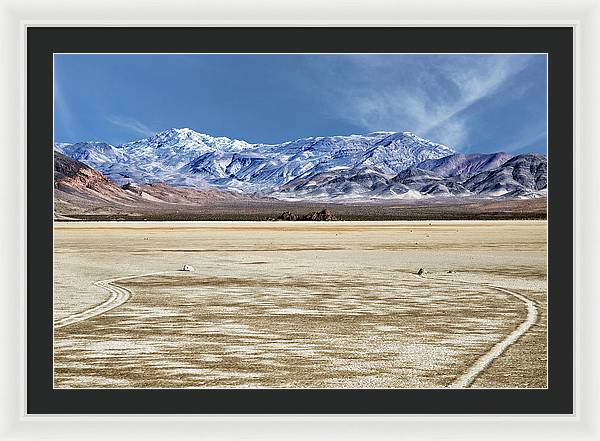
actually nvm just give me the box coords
[364,131,395,137]
[145,127,218,142]
[400,131,448,145]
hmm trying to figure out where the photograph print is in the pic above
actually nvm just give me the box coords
[53,53,548,389]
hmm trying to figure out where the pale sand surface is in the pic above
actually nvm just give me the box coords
[53,220,547,388]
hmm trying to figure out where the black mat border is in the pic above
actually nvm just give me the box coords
[27,27,574,414]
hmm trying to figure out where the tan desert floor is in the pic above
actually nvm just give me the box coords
[53,220,547,389]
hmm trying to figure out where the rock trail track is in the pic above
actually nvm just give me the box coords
[420,273,539,388]
[53,271,171,329]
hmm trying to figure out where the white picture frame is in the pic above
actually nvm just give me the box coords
[1,0,598,439]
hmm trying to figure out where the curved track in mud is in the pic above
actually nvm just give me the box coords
[54,271,170,329]
[421,274,539,388]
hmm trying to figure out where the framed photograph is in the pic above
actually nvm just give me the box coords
[1,0,598,439]
[37,24,570,410]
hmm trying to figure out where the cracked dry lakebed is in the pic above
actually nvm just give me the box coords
[53,220,547,389]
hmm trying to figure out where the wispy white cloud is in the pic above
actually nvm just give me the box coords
[421,57,537,147]
[105,115,156,138]
[300,55,536,150]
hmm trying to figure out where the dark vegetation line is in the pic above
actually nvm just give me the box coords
[56,211,547,222]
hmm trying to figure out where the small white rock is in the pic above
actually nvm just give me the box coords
[182,264,195,272]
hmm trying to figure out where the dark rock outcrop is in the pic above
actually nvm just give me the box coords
[122,182,143,196]
[275,211,299,221]
[272,208,338,221]
[302,208,337,221]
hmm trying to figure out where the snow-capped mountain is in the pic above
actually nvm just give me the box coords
[55,128,547,201]
[55,128,455,191]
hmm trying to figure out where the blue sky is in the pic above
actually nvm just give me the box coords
[54,54,547,153]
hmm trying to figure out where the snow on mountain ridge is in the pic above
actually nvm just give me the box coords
[121,127,256,152]
[360,132,455,174]
[55,128,459,195]
[55,128,455,189]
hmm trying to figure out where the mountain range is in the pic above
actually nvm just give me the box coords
[54,128,547,202]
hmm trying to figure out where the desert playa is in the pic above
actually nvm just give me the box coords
[53,220,547,389]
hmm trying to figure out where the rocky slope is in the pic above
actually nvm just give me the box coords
[54,152,136,203]
[54,152,261,218]
[416,152,513,177]
[276,153,547,200]
[462,153,547,197]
